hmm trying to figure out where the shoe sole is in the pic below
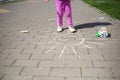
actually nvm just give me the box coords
[67,30,77,33]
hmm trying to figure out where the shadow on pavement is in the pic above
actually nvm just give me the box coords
[74,22,112,30]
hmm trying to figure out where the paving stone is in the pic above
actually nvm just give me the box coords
[0,66,22,75]
[44,49,61,55]
[0,40,12,45]
[6,53,31,60]
[63,45,79,55]
[79,54,104,60]
[26,37,40,43]
[97,44,119,50]
[0,54,9,60]
[33,77,65,80]
[99,78,120,80]
[30,54,54,60]
[39,60,65,68]
[54,55,80,61]
[0,75,3,80]
[22,49,44,54]
[0,44,17,49]
[36,43,58,50]
[66,60,93,68]
[0,59,15,66]
[50,68,81,77]
[21,67,50,76]
[2,49,23,54]
[11,41,29,46]
[66,78,98,80]
[82,68,114,77]
[103,54,120,60]
[16,44,37,49]
[110,50,120,54]
[111,68,120,78]
[0,48,3,52]
[88,49,113,55]
[40,38,53,42]
[3,35,26,41]
[2,76,32,80]
[93,61,120,68]
[13,60,39,67]
[70,48,89,55]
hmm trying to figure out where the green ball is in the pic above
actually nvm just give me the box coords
[96,32,100,37]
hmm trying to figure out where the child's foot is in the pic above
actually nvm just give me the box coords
[68,27,76,33]
[57,27,63,32]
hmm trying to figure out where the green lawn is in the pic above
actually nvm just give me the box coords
[0,0,24,4]
[82,0,120,20]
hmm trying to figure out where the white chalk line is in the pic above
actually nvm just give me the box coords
[37,42,47,44]
[59,45,67,58]
[55,41,62,45]
[82,44,93,49]
[54,36,62,45]
[86,41,104,45]
[71,45,77,55]
[46,46,56,53]
[71,44,81,59]
[79,55,81,59]
[76,35,101,49]
[77,37,85,45]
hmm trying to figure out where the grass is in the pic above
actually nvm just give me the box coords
[0,0,25,4]
[82,0,120,20]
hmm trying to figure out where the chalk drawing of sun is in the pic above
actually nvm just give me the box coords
[41,31,104,58]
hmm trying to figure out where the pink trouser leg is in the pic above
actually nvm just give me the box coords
[55,0,73,27]
[65,0,73,27]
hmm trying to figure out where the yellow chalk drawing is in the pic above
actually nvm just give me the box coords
[0,8,10,13]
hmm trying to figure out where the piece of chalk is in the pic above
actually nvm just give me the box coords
[20,30,29,33]
[49,18,55,22]
[98,17,104,20]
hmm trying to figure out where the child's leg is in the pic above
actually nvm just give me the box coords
[65,0,76,32]
[55,0,65,27]
[65,0,73,27]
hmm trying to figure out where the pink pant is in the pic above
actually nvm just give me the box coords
[55,0,73,27]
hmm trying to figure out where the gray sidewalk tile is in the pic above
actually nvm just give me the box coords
[103,54,120,60]
[0,66,23,75]
[16,44,37,49]
[6,53,31,60]
[66,60,93,68]
[93,61,120,68]
[0,59,15,66]
[66,78,98,80]
[33,77,65,80]
[30,54,54,60]
[50,68,81,77]
[39,60,65,68]
[54,55,80,61]
[1,49,23,54]
[0,75,4,80]
[79,54,104,60]
[111,68,120,78]
[2,76,32,80]
[22,49,44,54]
[97,44,119,50]
[0,44,17,49]
[13,60,39,67]
[82,68,114,77]
[99,78,120,80]
[21,67,51,76]
[0,54,9,60]
[0,48,3,52]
